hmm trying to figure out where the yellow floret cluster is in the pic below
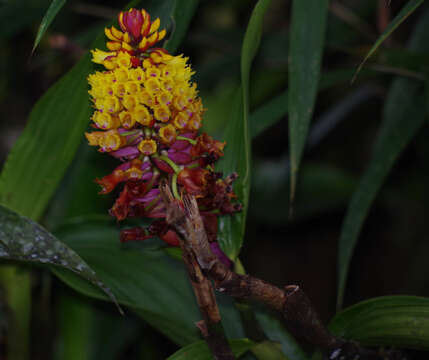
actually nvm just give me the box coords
[87,50,204,154]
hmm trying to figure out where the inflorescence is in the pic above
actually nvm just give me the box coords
[85,8,241,266]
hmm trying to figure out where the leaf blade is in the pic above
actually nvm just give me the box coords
[217,0,272,259]
[329,296,429,350]
[0,205,120,311]
[250,68,377,138]
[337,6,429,309]
[353,0,424,81]
[52,220,245,346]
[32,0,67,53]
[0,51,93,220]
[167,339,253,360]
[288,0,329,201]
[164,0,199,54]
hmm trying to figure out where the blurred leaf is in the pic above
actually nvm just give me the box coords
[164,0,199,53]
[254,308,308,360]
[337,80,425,309]
[217,0,272,260]
[0,47,93,220]
[52,221,245,346]
[251,162,356,225]
[329,296,429,350]
[251,341,288,360]
[337,5,429,309]
[353,0,424,81]
[52,221,199,345]
[201,80,238,137]
[0,205,120,311]
[44,143,114,229]
[167,338,253,360]
[0,265,31,360]
[288,0,328,200]
[56,292,93,360]
[32,0,66,53]
[250,68,377,138]
[0,2,47,40]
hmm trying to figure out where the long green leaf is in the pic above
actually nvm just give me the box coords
[329,296,429,350]
[353,0,424,81]
[52,221,245,346]
[0,50,93,220]
[337,82,425,309]
[167,339,253,360]
[250,68,377,138]
[337,6,429,309]
[0,205,120,311]
[288,0,328,201]
[57,292,93,360]
[164,0,199,53]
[32,0,66,53]
[217,0,272,260]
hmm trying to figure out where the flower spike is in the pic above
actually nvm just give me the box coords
[85,7,240,268]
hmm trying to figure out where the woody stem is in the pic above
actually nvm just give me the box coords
[160,180,234,360]
[160,186,407,360]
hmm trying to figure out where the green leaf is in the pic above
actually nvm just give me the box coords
[337,80,425,309]
[217,0,272,260]
[0,49,93,220]
[52,221,199,345]
[0,2,47,40]
[0,205,120,311]
[337,6,429,309]
[32,0,66,53]
[353,0,425,81]
[329,296,429,350]
[288,0,328,201]
[255,308,308,360]
[251,341,288,360]
[167,338,253,360]
[57,292,93,360]
[250,68,377,138]
[164,0,199,53]
[52,221,245,346]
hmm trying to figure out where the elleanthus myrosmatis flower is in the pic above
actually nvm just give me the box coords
[86,8,241,266]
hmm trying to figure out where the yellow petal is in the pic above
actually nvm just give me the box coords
[106,41,121,51]
[138,37,148,51]
[158,29,166,41]
[111,26,123,39]
[123,32,131,44]
[105,27,118,41]
[149,18,160,34]
[91,49,115,64]
[147,32,158,45]
[121,41,133,51]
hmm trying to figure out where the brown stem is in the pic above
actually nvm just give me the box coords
[160,187,409,360]
[161,182,234,360]
[161,189,338,349]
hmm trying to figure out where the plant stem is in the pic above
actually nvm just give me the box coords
[0,265,31,360]
[160,181,234,359]
[160,188,406,360]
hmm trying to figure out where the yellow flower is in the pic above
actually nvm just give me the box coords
[138,139,157,155]
[159,124,177,144]
[86,7,205,159]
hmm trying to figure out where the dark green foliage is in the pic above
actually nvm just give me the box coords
[1,0,429,358]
